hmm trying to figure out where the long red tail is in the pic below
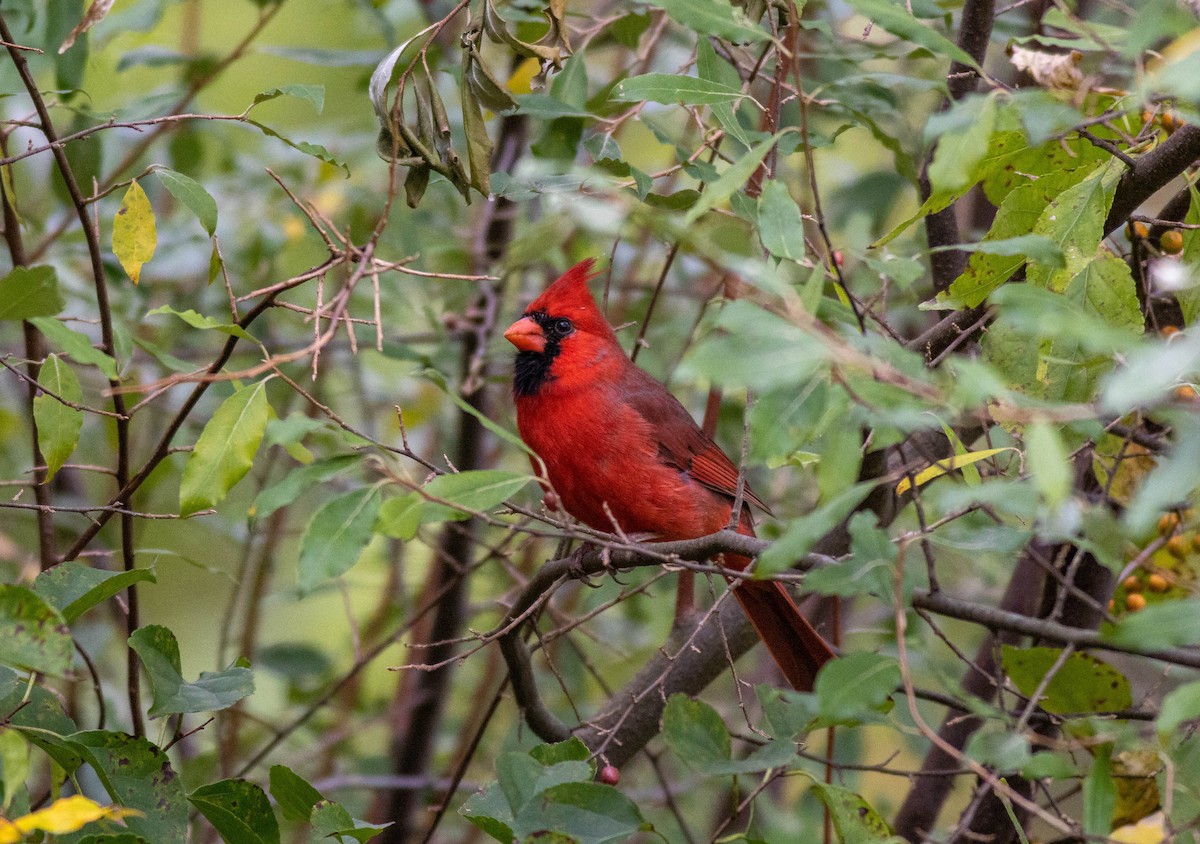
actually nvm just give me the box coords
[725,520,835,691]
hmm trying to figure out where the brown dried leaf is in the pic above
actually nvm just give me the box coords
[59,0,115,54]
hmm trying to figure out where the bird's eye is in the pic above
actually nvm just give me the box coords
[553,318,574,336]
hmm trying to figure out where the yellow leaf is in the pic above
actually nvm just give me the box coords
[0,794,140,842]
[112,179,156,284]
[1111,810,1167,844]
[895,447,1017,495]
[506,57,541,95]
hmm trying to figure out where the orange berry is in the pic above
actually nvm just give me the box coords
[1161,325,1181,338]
[1148,573,1170,592]
[1123,575,1142,592]
[1130,221,1150,239]
[1126,592,1147,611]
[1174,385,1199,402]
[1108,598,1116,611]
[1162,229,1185,254]
[1159,512,1181,534]
[1168,534,1191,558]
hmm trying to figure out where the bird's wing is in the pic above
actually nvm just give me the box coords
[620,366,772,516]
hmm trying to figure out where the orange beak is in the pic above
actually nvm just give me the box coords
[504,316,545,353]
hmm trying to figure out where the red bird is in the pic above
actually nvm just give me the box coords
[504,259,835,691]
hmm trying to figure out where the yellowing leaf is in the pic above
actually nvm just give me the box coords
[896,447,1017,494]
[112,180,156,284]
[506,57,541,95]
[0,794,139,842]
[1111,811,1167,844]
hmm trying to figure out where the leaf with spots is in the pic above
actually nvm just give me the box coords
[189,779,279,844]
[112,180,156,285]
[1002,646,1132,713]
[0,585,72,676]
[804,777,905,842]
[68,731,188,844]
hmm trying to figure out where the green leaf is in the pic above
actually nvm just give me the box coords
[376,493,422,541]
[0,666,80,772]
[311,800,391,842]
[843,0,979,68]
[269,764,324,823]
[804,777,903,842]
[112,179,156,285]
[1002,646,1132,714]
[1179,182,1200,326]
[250,453,359,521]
[696,36,752,147]
[1158,680,1200,736]
[530,738,592,766]
[1022,751,1079,780]
[0,266,63,320]
[33,353,82,480]
[756,483,873,575]
[27,316,118,380]
[179,381,271,517]
[757,180,806,261]
[189,779,279,844]
[153,168,218,236]
[650,0,771,43]
[611,73,752,106]
[814,652,899,726]
[933,233,1063,265]
[250,83,325,114]
[0,729,28,811]
[939,166,1091,308]
[928,94,997,195]
[419,470,532,522]
[965,727,1031,772]
[0,586,72,676]
[460,782,515,842]
[296,485,385,593]
[663,694,731,771]
[512,782,647,844]
[684,132,783,224]
[246,119,350,176]
[146,305,254,341]
[33,561,156,624]
[1102,599,1200,650]
[128,624,254,717]
[1083,745,1115,837]
[1025,421,1070,506]
[68,731,188,844]
[1027,157,1123,293]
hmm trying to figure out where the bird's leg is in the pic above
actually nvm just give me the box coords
[674,570,696,624]
[565,543,605,588]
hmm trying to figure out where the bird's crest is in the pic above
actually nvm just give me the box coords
[526,259,614,338]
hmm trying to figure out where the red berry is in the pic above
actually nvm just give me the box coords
[598,764,620,785]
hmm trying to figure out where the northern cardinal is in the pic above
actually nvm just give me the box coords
[504,259,835,690]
